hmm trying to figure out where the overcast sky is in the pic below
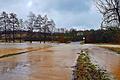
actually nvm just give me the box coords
[0,0,102,30]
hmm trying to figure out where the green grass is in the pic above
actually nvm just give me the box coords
[73,50,111,80]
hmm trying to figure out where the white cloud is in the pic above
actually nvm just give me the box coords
[27,0,33,8]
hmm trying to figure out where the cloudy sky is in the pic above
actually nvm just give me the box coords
[0,0,102,30]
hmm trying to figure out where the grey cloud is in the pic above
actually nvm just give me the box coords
[0,0,101,29]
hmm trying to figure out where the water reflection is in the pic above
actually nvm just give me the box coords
[0,43,79,80]
[0,43,119,80]
[0,52,30,80]
[82,44,120,79]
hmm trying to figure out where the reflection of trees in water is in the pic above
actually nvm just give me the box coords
[0,61,31,74]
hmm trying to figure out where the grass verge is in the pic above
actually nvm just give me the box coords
[101,47,120,54]
[0,51,29,58]
[0,45,51,59]
[73,50,111,80]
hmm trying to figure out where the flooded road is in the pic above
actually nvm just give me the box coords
[0,43,80,80]
[82,44,120,80]
[0,43,120,80]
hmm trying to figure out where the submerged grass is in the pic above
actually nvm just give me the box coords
[0,51,29,58]
[0,46,51,59]
[102,47,120,54]
[73,50,111,80]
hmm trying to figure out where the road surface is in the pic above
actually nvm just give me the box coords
[0,43,120,80]
[0,43,79,80]
[81,44,120,80]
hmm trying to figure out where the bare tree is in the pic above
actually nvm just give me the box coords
[48,19,55,42]
[42,15,49,43]
[18,19,24,43]
[96,0,120,29]
[34,14,42,43]
[27,12,36,43]
[9,13,19,42]
[0,11,56,43]
[48,19,55,33]
[0,11,9,42]
[60,28,65,33]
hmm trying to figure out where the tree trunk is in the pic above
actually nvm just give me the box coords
[30,31,32,43]
[5,27,7,42]
[4,22,7,43]
[43,29,46,43]
[13,24,15,43]
[39,32,41,43]
[44,33,46,43]
[19,31,22,43]
[51,33,54,43]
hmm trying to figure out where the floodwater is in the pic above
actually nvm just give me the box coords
[0,43,120,80]
[0,42,80,80]
[82,44,120,80]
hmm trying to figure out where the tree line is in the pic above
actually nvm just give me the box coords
[1,1,120,44]
[84,27,120,44]
[0,11,83,43]
[0,11,57,43]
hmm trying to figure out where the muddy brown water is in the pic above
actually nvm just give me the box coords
[0,43,120,80]
[82,44,120,80]
[0,43,80,80]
